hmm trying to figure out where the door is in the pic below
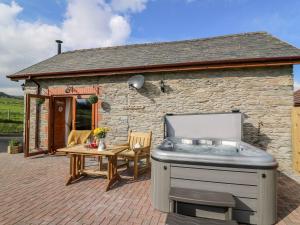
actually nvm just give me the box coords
[25,94,52,157]
[53,97,66,150]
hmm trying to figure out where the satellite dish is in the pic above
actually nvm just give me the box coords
[128,75,144,89]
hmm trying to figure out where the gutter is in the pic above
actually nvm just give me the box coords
[7,55,300,81]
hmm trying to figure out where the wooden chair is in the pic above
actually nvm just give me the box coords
[67,130,92,146]
[67,130,104,169]
[118,130,152,179]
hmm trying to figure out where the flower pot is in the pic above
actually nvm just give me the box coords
[7,145,22,154]
[98,138,106,151]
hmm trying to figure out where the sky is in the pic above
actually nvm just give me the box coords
[0,0,300,95]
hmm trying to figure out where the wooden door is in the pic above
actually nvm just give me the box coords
[25,94,52,157]
[53,98,66,150]
[292,107,300,172]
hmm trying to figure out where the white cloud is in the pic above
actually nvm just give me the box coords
[0,0,148,96]
[295,81,300,91]
[62,0,132,49]
[0,87,23,96]
[0,1,21,25]
[109,15,131,44]
[111,0,147,13]
[0,1,61,95]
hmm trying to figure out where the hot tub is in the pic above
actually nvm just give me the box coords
[151,113,278,225]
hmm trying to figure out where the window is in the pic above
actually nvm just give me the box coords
[75,99,92,130]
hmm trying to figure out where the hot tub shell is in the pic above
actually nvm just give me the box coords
[151,113,277,225]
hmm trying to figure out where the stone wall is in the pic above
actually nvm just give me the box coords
[25,85,50,154]
[25,66,294,170]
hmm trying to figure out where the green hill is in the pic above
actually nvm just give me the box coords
[0,91,23,99]
[0,92,24,134]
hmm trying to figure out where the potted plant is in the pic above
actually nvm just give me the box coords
[93,127,109,151]
[7,139,22,154]
[88,95,98,104]
[36,98,45,106]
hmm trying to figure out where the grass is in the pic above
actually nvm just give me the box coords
[0,97,24,134]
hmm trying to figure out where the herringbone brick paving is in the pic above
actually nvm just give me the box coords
[0,152,299,225]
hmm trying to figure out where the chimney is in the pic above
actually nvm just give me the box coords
[55,40,63,54]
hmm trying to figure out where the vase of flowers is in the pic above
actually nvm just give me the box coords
[93,127,109,151]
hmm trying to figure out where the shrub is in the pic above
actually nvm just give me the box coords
[9,139,20,147]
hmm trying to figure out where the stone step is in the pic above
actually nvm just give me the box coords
[169,187,236,208]
[166,213,238,225]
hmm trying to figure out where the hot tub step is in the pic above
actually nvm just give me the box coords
[169,187,236,220]
[166,213,238,225]
[169,187,236,208]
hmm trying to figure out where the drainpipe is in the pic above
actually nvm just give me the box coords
[28,76,40,95]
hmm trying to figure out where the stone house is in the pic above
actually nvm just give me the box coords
[7,32,300,171]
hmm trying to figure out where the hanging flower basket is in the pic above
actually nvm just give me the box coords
[88,95,98,104]
[36,98,45,106]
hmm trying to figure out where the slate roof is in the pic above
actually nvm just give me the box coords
[9,32,300,78]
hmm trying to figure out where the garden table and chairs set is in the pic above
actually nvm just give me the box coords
[57,129,152,191]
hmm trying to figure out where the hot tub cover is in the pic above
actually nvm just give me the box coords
[164,113,243,141]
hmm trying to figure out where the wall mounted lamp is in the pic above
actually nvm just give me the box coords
[160,80,165,93]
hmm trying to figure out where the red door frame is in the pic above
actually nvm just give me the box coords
[25,87,100,156]
[71,95,98,130]
[51,94,99,153]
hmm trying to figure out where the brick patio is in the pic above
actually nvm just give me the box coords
[0,152,300,225]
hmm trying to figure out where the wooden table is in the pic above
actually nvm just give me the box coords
[57,144,128,191]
